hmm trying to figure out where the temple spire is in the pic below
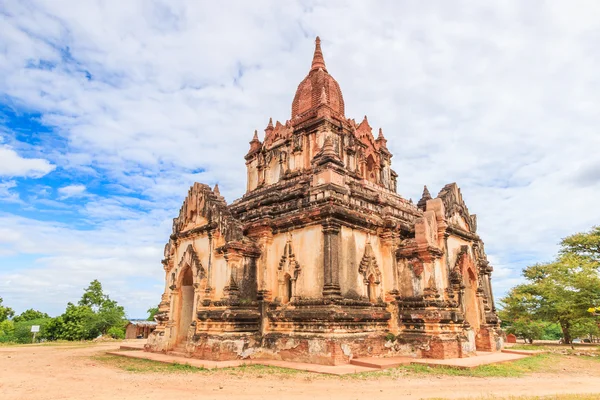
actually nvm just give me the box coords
[417,185,432,211]
[376,127,387,148]
[311,36,327,72]
[422,185,432,199]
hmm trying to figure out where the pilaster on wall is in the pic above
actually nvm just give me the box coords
[380,228,400,297]
[247,225,274,301]
[322,220,342,298]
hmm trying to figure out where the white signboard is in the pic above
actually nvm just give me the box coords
[30,325,40,333]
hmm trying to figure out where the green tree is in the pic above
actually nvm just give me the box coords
[79,279,108,310]
[12,318,53,343]
[541,323,563,340]
[78,279,126,335]
[0,297,15,322]
[0,320,15,342]
[47,303,98,340]
[13,309,50,323]
[500,227,600,344]
[146,306,159,321]
[560,226,600,262]
[47,280,127,341]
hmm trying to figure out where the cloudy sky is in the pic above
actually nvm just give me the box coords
[1,0,599,318]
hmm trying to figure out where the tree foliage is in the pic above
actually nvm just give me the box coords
[47,280,126,341]
[13,309,50,323]
[0,297,15,322]
[500,226,600,344]
[146,306,159,321]
[0,280,127,343]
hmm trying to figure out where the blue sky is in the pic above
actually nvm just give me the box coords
[1,0,599,318]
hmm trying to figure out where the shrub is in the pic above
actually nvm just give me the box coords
[0,320,15,342]
[107,326,125,339]
[385,332,396,342]
[12,318,53,343]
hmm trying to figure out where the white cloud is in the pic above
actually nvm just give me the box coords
[57,184,86,199]
[0,145,55,178]
[0,0,599,316]
[0,180,21,203]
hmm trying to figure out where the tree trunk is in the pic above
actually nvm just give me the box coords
[560,320,571,344]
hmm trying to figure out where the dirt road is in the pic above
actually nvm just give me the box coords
[1,343,599,400]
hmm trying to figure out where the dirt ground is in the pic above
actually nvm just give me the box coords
[1,342,600,400]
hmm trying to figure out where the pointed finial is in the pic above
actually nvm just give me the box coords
[311,36,327,72]
[376,127,387,148]
[248,129,262,154]
[267,117,273,129]
[423,185,432,199]
[417,185,432,210]
[213,183,221,196]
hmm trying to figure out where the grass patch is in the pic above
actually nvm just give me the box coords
[0,340,96,348]
[350,354,556,379]
[222,363,304,376]
[508,344,553,351]
[92,355,306,376]
[92,355,208,373]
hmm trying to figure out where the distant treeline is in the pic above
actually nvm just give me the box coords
[0,280,128,343]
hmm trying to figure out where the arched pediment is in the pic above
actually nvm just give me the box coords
[437,183,475,233]
[179,244,205,280]
[278,235,301,280]
[359,241,381,284]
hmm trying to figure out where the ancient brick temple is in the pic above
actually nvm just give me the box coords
[146,37,502,364]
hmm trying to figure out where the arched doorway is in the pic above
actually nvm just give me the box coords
[366,154,376,182]
[176,267,194,344]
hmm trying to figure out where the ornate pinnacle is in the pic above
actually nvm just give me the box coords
[266,117,274,131]
[213,183,221,197]
[376,127,387,147]
[311,36,327,72]
[312,135,344,168]
[247,129,262,155]
[417,185,432,211]
[422,185,432,199]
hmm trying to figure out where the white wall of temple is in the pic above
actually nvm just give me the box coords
[339,227,388,300]
[170,234,231,302]
[446,235,473,269]
[265,225,324,299]
[246,159,258,192]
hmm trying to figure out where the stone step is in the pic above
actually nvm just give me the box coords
[166,350,189,358]
[349,356,414,369]
[119,345,144,351]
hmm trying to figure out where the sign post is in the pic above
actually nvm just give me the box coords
[30,325,40,343]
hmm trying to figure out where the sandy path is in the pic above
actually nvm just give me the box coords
[1,343,599,400]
